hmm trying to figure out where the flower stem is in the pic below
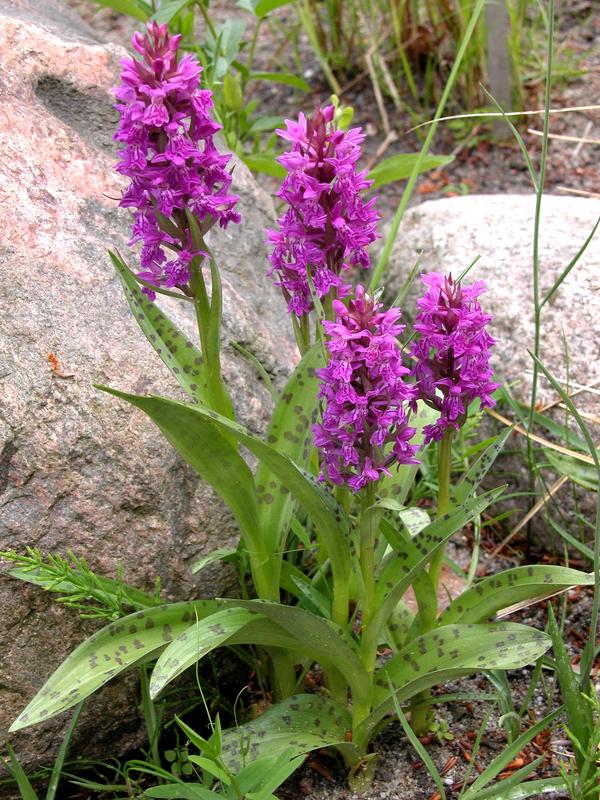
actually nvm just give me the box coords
[428,428,453,593]
[411,428,453,734]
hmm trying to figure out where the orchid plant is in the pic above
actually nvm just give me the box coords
[7,22,594,795]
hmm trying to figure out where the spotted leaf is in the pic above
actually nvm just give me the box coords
[99,390,352,590]
[452,426,513,504]
[218,694,353,772]
[110,251,209,406]
[149,608,301,697]
[255,345,325,564]
[362,622,551,738]
[10,601,222,731]
[439,566,595,624]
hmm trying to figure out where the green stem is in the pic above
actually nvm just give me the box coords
[352,484,381,745]
[270,649,297,700]
[140,665,162,774]
[428,428,453,594]
[411,428,453,735]
[292,313,311,357]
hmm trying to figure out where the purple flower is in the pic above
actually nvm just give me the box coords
[267,106,379,317]
[410,272,499,444]
[313,286,418,492]
[114,21,240,298]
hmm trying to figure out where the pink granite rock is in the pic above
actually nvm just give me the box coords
[0,0,295,773]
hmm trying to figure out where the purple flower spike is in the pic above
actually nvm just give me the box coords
[114,21,240,298]
[267,105,379,317]
[313,286,419,493]
[410,272,499,444]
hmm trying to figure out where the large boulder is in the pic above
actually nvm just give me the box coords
[384,194,600,410]
[0,0,295,773]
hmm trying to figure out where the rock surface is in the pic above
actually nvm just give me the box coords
[383,194,600,410]
[0,0,295,773]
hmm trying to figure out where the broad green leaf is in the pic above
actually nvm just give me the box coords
[365,622,551,735]
[385,601,414,649]
[377,401,435,505]
[110,252,209,406]
[439,566,594,624]
[151,0,191,24]
[241,154,286,178]
[9,601,220,731]
[453,426,514,504]
[289,575,331,619]
[235,751,305,797]
[235,600,370,704]
[98,388,266,581]
[101,390,352,586]
[368,153,454,190]
[92,0,150,21]
[248,115,284,133]
[219,694,352,772]
[255,345,325,560]
[150,608,304,697]
[215,19,246,65]
[191,546,237,575]
[546,449,598,491]
[373,488,504,616]
[250,71,310,92]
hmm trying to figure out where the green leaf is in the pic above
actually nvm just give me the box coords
[547,604,592,772]
[250,71,310,92]
[241,153,286,178]
[101,389,352,589]
[110,252,208,406]
[46,701,84,800]
[145,785,217,800]
[461,707,562,797]
[149,608,300,697]
[463,777,568,799]
[214,19,246,65]
[223,72,243,111]
[92,0,150,21]
[385,601,414,649]
[235,600,370,704]
[439,566,594,624]
[9,601,220,731]
[366,623,551,736]
[240,0,295,18]
[377,401,436,505]
[3,743,39,800]
[151,0,191,24]
[191,546,238,574]
[463,759,542,799]
[248,115,284,134]
[98,387,265,582]
[453,427,514,504]
[219,694,352,771]
[374,489,504,615]
[255,345,325,562]
[546,449,598,491]
[235,751,305,797]
[368,153,454,190]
